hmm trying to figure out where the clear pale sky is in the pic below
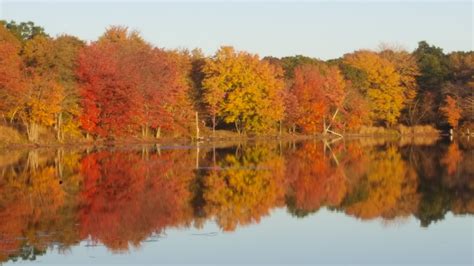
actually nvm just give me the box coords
[0,1,472,60]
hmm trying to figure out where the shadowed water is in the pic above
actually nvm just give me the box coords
[0,138,472,265]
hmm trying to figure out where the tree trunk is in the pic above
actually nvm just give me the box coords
[56,113,63,142]
[323,108,340,135]
[323,116,327,135]
[212,115,216,137]
[212,142,216,167]
[195,142,200,169]
[279,120,282,136]
[26,150,39,173]
[235,121,241,135]
[26,121,39,142]
[195,112,200,140]
[55,149,64,179]
[155,127,161,138]
[142,124,150,138]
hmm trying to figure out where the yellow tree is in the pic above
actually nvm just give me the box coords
[380,49,419,100]
[22,76,64,142]
[202,46,285,134]
[379,46,420,102]
[344,50,405,126]
[19,35,64,142]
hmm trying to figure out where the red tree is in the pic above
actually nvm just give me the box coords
[290,65,327,133]
[77,27,194,139]
[0,26,24,118]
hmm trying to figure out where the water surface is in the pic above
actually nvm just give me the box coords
[0,138,472,265]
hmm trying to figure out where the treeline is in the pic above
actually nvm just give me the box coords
[0,140,472,261]
[0,21,472,142]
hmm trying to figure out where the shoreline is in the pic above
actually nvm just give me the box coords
[0,132,446,150]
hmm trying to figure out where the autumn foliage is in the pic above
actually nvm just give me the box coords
[285,142,347,214]
[202,46,285,134]
[344,51,406,126]
[0,21,472,143]
[77,27,193,139]
[78,149,194,250]
[287,65,346,133]
[439,95,462,129]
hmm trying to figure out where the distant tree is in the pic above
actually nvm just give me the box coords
[338,62,370,92]
[279,55,325,79]
[404,91,438,126]
[188,48,208,118]
[446,52,474,123]
[439,95,461,129]
[0,20,47,42]
[448,51,474,84]
[413,41,450,91]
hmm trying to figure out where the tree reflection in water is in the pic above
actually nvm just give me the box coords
[0,138,472,262]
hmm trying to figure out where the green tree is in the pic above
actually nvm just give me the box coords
[414,41,450,91]
[0,20,47,43]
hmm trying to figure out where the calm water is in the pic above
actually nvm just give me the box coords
[0,138,472,265]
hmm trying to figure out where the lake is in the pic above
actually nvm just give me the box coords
[0,138,472,265]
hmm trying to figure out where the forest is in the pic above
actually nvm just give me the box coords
[0,21,472,144]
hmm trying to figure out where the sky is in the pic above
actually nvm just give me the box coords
[0,1,472,60]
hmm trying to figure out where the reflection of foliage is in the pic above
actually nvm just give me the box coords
[440,142,474,216]
[78,149,194,251]
[441,143,462,176]
[407,141,472,227]
[203,145,285,231]
[0,140,472,262]
[340,182,369,209]
[285,142,346,217]
[416,182,451,227]
[0,150,79,263]
[342,146,419,220]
